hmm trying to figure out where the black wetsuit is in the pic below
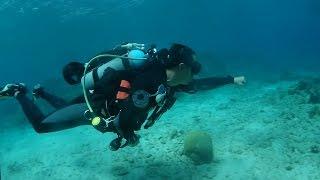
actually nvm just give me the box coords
[12,75,234,134]
[15,92,89,133]
[178,76,235,93]
[10,46,234,135]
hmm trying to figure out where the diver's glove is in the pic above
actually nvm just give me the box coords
[234,76,246,85]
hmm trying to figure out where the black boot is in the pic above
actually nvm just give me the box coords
[32,84,44,99]
[109,137,123,151]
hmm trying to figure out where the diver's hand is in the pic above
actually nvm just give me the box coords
[121,43,145,50]
[234,76,246,85]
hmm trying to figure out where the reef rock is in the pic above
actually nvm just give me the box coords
[288,78,320,104]
[183,131,213,165]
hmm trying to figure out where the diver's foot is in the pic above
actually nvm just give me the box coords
[32,84,44,99]
[0,83,27,98]
[127,134,140,147]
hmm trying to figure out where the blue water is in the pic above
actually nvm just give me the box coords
[1,0,319,83]
[1,0,320,179]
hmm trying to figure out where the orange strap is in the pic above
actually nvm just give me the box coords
[120,80,131,89]
[116,80,131,100]
[117,91,129,100]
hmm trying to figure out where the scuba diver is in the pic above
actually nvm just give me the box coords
[0,43,246,151]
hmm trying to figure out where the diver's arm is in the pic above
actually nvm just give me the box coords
[179,76,241,93]
[195,76,235,89]
[120,43,145,51]
[97,43,145,56]
[97,43,128,56]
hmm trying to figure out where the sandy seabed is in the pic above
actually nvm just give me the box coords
[1,79,320,180]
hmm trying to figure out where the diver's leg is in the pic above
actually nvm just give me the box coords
[116,104,146,147]
[0,83,45,127]
[17,93,90,133]
[1,83,90,133]
[33,84,68,109]
[37,103,91,133]
[15,93,46,131]
[68,95,85,104]
[0,84,45,126]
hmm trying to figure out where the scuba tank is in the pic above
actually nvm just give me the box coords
[82,48,154,132]
[82,49,148,90]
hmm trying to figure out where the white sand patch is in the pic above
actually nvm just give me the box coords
[1,79,320,179]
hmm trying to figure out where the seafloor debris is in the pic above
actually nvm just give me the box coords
[310,145,320,154]
[309,105,320,119]
[288,78,320,104]
[287,78,320,119]
[111,165,129,176]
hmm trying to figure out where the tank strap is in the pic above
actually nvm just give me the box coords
[92,67,100,86]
